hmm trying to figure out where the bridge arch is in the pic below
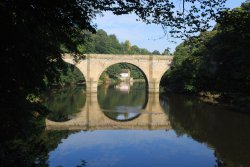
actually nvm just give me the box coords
[97,66,149,123]
[63,54,173,93]
[97,62,149,88]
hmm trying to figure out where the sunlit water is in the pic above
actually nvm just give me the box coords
[43,82,250,167]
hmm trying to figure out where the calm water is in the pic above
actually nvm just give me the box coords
[3,82,249,167]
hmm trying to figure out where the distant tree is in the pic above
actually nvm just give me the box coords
[131,45,141,54]
[108,34,122,54]
[152,50,161,55]
[140,48,152,55]
[93,30,110,53]
[74,29,154,55]
[162,48,171,55]
[122,40,132,53]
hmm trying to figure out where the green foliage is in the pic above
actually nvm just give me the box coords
[42,87,86,122]
[162,31,217,93]
[152,50,161,55]
[57,63,85,86]
[43,62,85,88]
[70,29,152,55]
[162,48,171,55]
[162,2,250,102]
[100,63,145,82]
[217,1,250,34]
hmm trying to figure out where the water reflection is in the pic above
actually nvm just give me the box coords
[162,93,250,166]
[46,83,171,130]
[42,86,86,122]
[2,83,250,166]
[99,82,144,121]
[103,106,141,122]
[115,82,133,93]
[45,85,250,167]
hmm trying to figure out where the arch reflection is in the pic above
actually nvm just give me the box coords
[98,82,146,122]
[46,84,171,130]
[43,86,86,122]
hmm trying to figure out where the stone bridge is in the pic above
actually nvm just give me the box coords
[46,92,171,131]
[63,54,173,93]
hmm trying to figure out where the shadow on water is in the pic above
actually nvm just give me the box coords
[160,92,250,166]
[0,86,86,167]
[0,101,75,167]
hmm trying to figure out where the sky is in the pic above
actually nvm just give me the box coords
[94,0,246,53]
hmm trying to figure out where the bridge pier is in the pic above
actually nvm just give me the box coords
[86,79,98,93]
[148,80,160,93]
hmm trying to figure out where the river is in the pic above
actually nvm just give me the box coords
[39,82,250,167]
[2,82,249,167]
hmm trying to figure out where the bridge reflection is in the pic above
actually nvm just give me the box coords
[46,92,171,131]
[115,82,133,93]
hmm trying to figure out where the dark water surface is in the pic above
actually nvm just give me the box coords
[2,82,249,167]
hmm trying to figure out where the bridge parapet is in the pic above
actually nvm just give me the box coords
[63,53,173,60]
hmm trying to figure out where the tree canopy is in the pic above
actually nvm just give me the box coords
[161,1,250,108]
[72,29,152,54]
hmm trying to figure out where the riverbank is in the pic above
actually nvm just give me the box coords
[198,92,250,113]
[161,88,250,113]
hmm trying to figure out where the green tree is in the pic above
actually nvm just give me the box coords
[108,34,122,54]
[131,45,141,54]
[162,2,250,106]
[140,48,152,55]
[93,30,110,53]
[152,50,161,55]
[75,29,151,55]
[162,48,171,55]
[122,40,132,53]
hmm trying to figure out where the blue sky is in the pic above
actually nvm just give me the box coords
[94,0,246,53]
